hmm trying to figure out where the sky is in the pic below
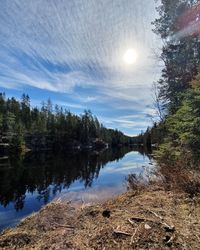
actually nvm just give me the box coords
[0,0,162,136]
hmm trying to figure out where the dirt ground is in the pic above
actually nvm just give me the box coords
[0,185,199,250]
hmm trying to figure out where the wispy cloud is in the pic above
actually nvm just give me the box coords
[0,0,161,134]
[99,114,152,132]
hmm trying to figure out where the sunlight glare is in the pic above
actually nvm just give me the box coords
[123,49,137,65]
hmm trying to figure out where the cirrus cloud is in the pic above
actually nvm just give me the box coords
[0,0,161,134]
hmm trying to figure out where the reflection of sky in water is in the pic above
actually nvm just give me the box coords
[0,151,153,231]
[67,151,151,192]
[0,192,44,231]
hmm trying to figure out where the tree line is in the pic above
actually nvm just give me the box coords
[143,0,200,167]
[0,93,134,152]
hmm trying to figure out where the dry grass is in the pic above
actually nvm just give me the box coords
[126,173,147,194]
[154,163,200,197]
[0,187,199,250]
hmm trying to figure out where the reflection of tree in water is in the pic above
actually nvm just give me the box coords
[0,147,149,210]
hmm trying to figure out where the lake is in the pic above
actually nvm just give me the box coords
[0,147,153,231]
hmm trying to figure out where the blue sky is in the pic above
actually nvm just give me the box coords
[0,0,162,136]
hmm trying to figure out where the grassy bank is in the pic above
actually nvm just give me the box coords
[0,179,199,249]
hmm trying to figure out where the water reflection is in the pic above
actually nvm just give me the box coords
[0,147,152,231]
[0,147,142,210]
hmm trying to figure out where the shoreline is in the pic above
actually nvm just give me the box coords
[0,185,199,249]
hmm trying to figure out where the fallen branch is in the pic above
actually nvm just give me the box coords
[147,210,175,232]
[128,216,157,225]
[52,222,74,229]
[149,210,163,220]
[113,229,132,236]
[130,227,139,245]
[128,217,145,223]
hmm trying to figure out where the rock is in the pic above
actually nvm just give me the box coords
[144,223,151,230]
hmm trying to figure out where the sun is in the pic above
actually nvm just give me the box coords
[123,49,137,65]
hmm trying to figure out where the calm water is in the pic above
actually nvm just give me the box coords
[0,147,153,231]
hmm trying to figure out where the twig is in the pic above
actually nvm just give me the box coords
[166,234,175,245]
[128,218,135,226]
[53,222,74,229]
[196,234,200,242]
[112,239,118,245]
[128,217,145,223]
[162,222,175,232]
[128,213,174,232]
[113,230,132,236]
[149,210,163,220]
[147,210,175,231]
[130,227,138,245]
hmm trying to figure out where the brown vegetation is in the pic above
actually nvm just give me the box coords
[0,181,199,249]
[154,162,200,198]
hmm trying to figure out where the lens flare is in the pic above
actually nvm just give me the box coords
[173,2,200,40]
